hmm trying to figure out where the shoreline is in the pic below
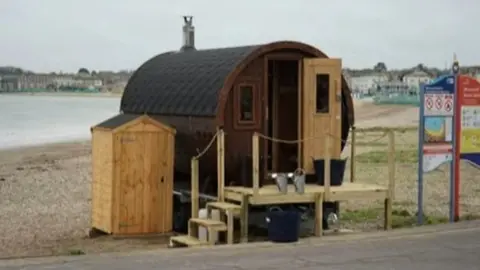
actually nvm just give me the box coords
[0,140,91,164]
[0,138,91,153]
[0,92,122,98]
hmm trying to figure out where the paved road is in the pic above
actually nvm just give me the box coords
[2,221,480,270]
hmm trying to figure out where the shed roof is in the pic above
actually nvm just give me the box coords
[121,45,258,117]
[95,114,139,129]
[92,114,175,133]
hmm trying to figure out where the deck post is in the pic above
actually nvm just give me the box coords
[240,194,249,243]
[190,158,199,237]
[350,126,356,182]
[217,129,225,202]
[385,129,395,230]
[324,134,331,201]
[252,133,260,197]
[314,192,324,237]
[387,129,396,201]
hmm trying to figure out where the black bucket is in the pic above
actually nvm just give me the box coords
[313,159,347,186]
[266,209,301,243]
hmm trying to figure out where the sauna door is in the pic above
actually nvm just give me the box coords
[301,58,342,174]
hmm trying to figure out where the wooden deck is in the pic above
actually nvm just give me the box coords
[224,183,392,243]
[176,130,396,246]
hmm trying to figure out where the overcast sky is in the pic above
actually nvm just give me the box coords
[1,0,477,72]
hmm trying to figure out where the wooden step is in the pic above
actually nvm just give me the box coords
[207,202,241,216]
[206,202,239,245]
[189,218,227,231]
[169,235,207,247]
[207,201,241,210]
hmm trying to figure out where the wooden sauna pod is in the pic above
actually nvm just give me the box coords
[120,41,355,191]
[90,114,175,235]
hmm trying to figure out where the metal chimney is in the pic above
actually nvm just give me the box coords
[180,16,195,52]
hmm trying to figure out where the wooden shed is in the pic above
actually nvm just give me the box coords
[90,114,176,235]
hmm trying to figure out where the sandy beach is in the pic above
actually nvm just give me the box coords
[1,101,478,259]
[0,141,92,258]
[0,141,172,259]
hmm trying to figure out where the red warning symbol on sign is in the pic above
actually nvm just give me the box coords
[426,97,433,109]
[444,100,452,112]
[435,97,443,110]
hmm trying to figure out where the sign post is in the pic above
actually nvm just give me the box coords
[418,75,456,225]
[454,73,480,221]
[419,57,480,224]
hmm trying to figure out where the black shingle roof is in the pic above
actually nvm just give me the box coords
[94,113,139,129]
[93,113,175,131]
[120,45,260,117]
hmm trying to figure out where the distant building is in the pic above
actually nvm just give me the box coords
[0,75,20,91]
[53,75,103,89]
[17,74,55,89]
[1,74,55,91]
[0,67,133,92]
[97,70,131,93]
[349,70,389,95]
[53,76,76,87]
[399,66,434,88]
[376,80,414,94]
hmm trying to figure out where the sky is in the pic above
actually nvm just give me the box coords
[1,0,478,73]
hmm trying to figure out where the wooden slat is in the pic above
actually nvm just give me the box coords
[207,201,241,210]
[91,129,114,233]
[252,133,260,196]
[350,126,356,183]
[170,235,206,247]
[207,201,241,217]
[217,129,225,202]
[189,218,227,231]
[224,183,388,205]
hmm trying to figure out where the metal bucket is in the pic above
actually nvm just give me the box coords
[327,212,340,231]
[273,173,288,194]
[293,168,306,194]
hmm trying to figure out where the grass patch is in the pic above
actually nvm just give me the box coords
[341,207,448,229]
[461,213,480,221]
[68,249,86,256]
[355,149,418,164]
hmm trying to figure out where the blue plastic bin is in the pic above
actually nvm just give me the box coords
[266,210,301,243]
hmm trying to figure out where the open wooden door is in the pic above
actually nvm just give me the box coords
[301,58,342,173]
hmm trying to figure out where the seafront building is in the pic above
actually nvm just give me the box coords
[0,73,129,93]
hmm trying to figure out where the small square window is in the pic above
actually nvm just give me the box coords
[234,83,257,130]
[239,85,254,121]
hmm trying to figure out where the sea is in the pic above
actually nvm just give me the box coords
[0,94,121,150]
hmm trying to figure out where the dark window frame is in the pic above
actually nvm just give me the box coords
[315,74,330,114]
[234,83,258,129]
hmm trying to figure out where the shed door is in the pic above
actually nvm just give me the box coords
[302,58,342,173]
[118,132,146,234]
[117,129,169,234]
